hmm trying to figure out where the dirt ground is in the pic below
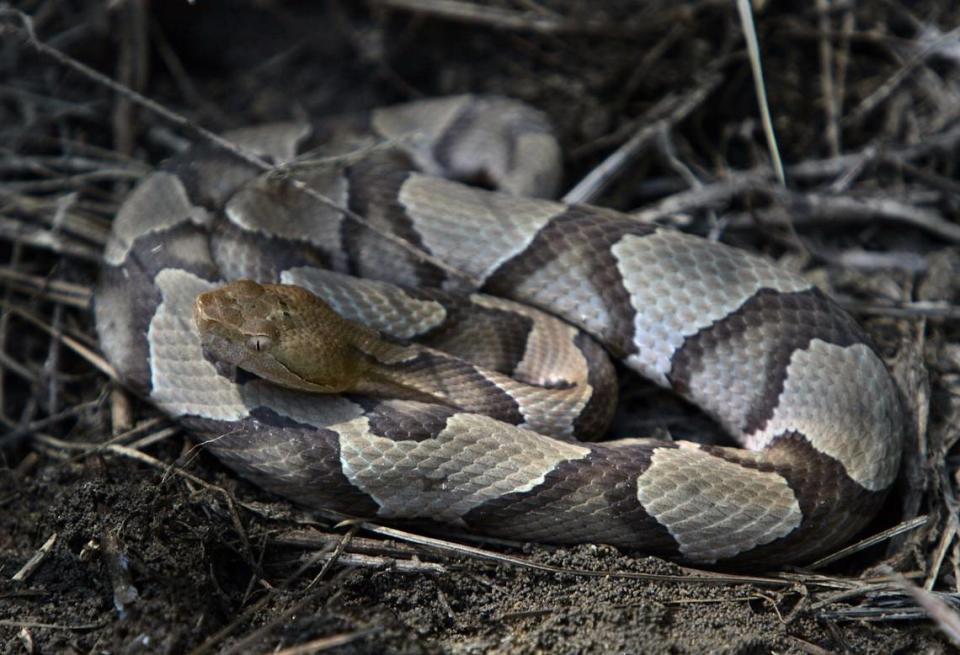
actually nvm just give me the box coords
[2,1,959,653]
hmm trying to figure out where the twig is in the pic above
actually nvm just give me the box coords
[0,619,104,631]
[371,0,682,36]
[0,266,93,310]
[298,550,447,576]
[0,9,479,287]
[728,189,960,244]
[304,524,357,591]
[0,399,100,446]
[821,248,929,273]
[808,581,899,612]
[925,511,959,591]
[0,216,103,261]
[563,73,721,204]
[11,532,57,582]
[844,25,960,127]
[101,530,140,618]
[0,301,117,379]
[360,523,791,587]
[839,300,960,321]
[266,628,381,655]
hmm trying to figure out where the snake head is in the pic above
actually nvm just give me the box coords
[194,279,374,393]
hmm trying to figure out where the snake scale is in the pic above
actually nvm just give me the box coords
[95,95,904,565]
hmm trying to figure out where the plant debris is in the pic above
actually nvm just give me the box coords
[1,1,959,653]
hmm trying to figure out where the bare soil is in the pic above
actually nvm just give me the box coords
[1,1,959,653]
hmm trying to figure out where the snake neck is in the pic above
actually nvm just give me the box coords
[350,338,465,407]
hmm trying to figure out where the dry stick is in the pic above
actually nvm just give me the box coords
[837,300,960,321]
[0,269,91,309]
[306,525,358,590]
[823,248,929,273]
[563,74,721,204]
[925,466,960,591]
[790,122,960,179]
[275,528,422,557]
[112,0,148,157]
[267,629,381,655]
[44,291,64,418]
[101,530,139,617]
[360,523,790,587]
[903,312,931,516]
[729,188,960,244]
[0,301,117,380]
[843,25,960,127]
[953,540,960,595]
[925,510,959,592]
[786,636,833,655]
[204,528,363,655]
[125,425,179,451]
[0,10,478,288]
[0,169,143,192]
[372,0,670,36]
[10,532,57,582]
[0,237,22,423]
[0,619,105,631]
[0,399,100,446]
[890,158,960,197]
[807,581,899,612]
[0,216,103,261]
[2,190,113,245]
[297,550,448,576]
[0,349,36,387]
[634,171,960,248]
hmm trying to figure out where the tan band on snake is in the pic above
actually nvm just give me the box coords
[95,95,904,565]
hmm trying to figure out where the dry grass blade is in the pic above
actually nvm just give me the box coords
[895,574,960,646]
[736,0,785,186]
[264,628,381,655]
[806,515,931,570]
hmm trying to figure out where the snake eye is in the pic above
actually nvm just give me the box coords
[247,335,272,352]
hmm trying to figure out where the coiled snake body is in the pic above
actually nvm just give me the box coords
[95,96,904,565]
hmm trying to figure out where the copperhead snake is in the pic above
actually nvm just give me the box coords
[95,95,904,565]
